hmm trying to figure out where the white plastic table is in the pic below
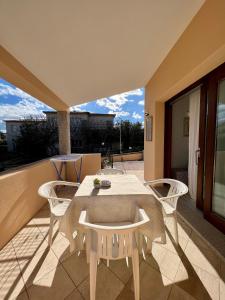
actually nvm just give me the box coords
[60,174,166,252]
[50,154,83,182]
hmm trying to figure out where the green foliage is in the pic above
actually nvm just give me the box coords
[16,116,58,159]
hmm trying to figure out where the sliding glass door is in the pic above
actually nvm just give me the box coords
[204,64,225,233]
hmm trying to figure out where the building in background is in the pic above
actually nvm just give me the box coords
[5,111,115,152]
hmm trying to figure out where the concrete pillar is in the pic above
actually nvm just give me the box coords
[57,111,71,155]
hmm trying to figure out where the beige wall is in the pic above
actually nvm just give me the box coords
[0,154,101,249]
[144,0,225,180]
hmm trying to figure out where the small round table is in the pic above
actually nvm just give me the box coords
[50,154,83,182]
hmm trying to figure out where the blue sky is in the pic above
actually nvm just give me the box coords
[0,78,144,132]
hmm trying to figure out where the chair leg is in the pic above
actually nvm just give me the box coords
[173,213,179,244]
[86,231,91,264]
[132,249,140,300]
[90,252,97,300]
[48,214,55,246]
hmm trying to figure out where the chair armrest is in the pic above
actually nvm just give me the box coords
[79,209,150,231]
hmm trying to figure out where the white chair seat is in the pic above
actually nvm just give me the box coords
[38,180,80,247]
[52,201,71,217]
[161,201,175,215]
[144,179,188,244]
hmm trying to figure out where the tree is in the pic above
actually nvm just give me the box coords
[16,116,58,159]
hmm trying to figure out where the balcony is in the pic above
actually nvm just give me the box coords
[1,1,225,299]
[0,160,224,300]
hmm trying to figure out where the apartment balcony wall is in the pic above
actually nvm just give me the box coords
[0,153,101,250]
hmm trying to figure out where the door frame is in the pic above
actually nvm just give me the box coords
[164,79,207,210]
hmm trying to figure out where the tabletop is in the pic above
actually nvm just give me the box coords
[75,174,153,197]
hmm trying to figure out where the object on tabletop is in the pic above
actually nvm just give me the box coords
[93,178,101,189]
[100,179,111,188]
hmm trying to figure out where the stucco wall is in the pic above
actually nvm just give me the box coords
[144,0,225,180]
[0,153,101,249]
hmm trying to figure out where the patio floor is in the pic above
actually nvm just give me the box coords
[0,161,225,299]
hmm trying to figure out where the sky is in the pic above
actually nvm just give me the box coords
[0,78,145,132]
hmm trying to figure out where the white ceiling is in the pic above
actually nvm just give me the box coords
[0,0,204,107]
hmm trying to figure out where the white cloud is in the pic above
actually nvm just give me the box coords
[96,88,144,112]
[0,83,51,129]
[70,102,88,112]
[132,112,142,120]
[108,110,130,118]
[138,100,144,106]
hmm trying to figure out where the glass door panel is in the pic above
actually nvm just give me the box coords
[212,79,225,218]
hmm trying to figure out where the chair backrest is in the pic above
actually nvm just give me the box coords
[79,208,149,260]
[146,179,188,210]
[38,181,71,211]
[96,168,125,175]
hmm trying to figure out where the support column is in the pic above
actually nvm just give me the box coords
[57,111,71,155]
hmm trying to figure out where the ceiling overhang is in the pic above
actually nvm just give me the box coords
[0,0,205,108]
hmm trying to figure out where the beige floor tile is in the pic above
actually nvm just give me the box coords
[165,217,192,241]
[129,261,172,300]
[0,241,18,277]
[78,263,124,300]
[104,258,133,284]
[116,284,135,300]
[18,248,59,288]
[12,226,49,260]
[220,259,225,300]
[145,242,168,271]
[158,249,182,282]
[27,265,75,300]
[16,290,29,300]
[51,235,72,262]
[168,284,196,300]
[174,257,220,300]
[184,231,220,277]
[65,288,84,300]
[0,264,26,300]
[62,251,89,286]
[159,231,189,255]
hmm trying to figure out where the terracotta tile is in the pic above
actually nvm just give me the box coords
[65,288,84,300]
[184,231,220,277]
[18,248,59,288]
[129,261,172,300]
[27,265,75,300]
[174,258,219,300]
[78,263,124,300]
[62,251,89,286]
[104,258,133,284]
[0,264,26,300]
[0,241,18,277]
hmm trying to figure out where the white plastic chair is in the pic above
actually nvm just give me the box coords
[96,168,125,175]
[79,208,150,300]
[38,180,80,246]
[144,179,188,244]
